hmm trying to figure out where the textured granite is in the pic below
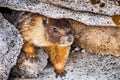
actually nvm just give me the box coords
[39,0,120,16]
[0,0,119,26]
[9,50,120,80]
[0,13,23,80]
[10,47,48,78]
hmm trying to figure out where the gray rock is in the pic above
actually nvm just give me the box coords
[10,47,48,79]
[8,51,120,80]
[0,0,119,26]
[39,0,120,16]
[0,13,23,80]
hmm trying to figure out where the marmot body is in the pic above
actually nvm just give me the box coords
[71,20,120,56]
[17,13,74,77]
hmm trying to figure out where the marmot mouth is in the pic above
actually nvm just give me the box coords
[58,41,73,46]
[58,34,74,46]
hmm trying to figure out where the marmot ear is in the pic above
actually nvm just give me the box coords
[42,16,48,27]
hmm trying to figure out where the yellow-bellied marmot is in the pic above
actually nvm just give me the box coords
[17,13,74,77]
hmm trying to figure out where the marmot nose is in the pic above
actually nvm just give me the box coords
[67,34,74,42]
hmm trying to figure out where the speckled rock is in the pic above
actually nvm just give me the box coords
[0,13,23,80]
[10,47,48,79]
[8,50,120,80]
[0,0,119,26]
[39,0,120,16]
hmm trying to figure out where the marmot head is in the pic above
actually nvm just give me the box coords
[42,17,74,46]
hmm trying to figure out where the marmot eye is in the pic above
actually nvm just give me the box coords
[53,28,58,32]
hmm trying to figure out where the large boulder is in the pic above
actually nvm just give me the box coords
[0,0,119,26]
[0,13,23,80]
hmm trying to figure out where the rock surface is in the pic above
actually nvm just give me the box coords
[10,47,48,79]
[0,13,23,80]
[9,50,120,80]
[39,0,120,16]
[0,0,119,26]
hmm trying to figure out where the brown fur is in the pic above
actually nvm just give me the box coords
[71,20,120,56]
[48,44,70,76]
[17,13,74,77]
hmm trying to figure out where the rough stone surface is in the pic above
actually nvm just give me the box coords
[0,0,119,26]
[10,47,48,79]
[39,0,120,16]
[0,13,23,80]
[9,50,120,80]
